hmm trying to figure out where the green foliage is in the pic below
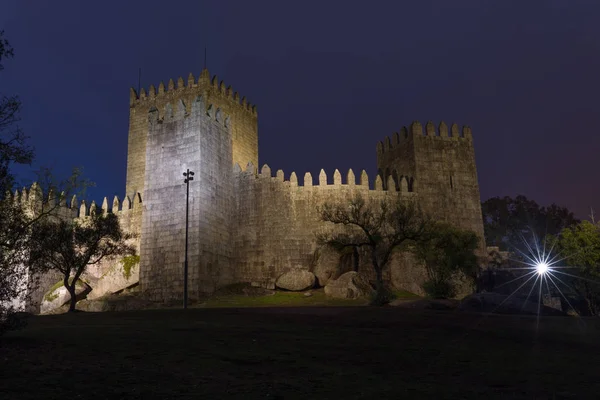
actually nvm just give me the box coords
[422,279,456,299]
[204,289,369,307]
[29,210,136,312]
[552,220,600,315]
[414,223,479,299]
[482,195,578,251]
[121,255,140,280]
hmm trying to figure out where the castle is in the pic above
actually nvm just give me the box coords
[23,68,485,312]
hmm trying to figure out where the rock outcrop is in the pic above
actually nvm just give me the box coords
[324,272,372,299]
[40,280,92,314]
[275,269,316,291]
[312,247,341,287]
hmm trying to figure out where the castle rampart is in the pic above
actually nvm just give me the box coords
[13,68,487,311]
[7,185,143,313]
[126,68,258,201]
[230,163,418,288]
[139,95,235,301]
[376,121,484,250]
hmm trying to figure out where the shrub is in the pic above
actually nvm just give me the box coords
[369,286,397,306]
[422,279,456,299]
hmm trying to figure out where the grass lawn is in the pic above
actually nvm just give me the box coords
[2,306,599,399]
[199,288,419,307]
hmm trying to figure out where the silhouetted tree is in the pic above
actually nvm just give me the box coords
[0,30,33,196]
[0,30,34,333]
[482,195,578,251]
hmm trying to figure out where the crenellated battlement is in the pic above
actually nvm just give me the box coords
[233,163,416,194]
[376,121,473,155]
[129,68,257,116]
[6,183,143,220]
[147,94,231,128]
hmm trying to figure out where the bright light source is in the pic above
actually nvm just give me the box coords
[536,262,549,275]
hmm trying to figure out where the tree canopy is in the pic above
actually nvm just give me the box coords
[414,223,480,298]
[317,194,431,304]
[28,210,135,312]
[482,195,578,251]
[550,220,600,315]
[0,30,33,196]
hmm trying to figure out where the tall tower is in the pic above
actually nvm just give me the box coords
[376,121,485,247]
[126,69,258,199]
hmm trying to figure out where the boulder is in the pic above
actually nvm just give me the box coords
[324,271,372,299]
[40,279,92,314]
[275,269,316,291]
[313,247,341,286]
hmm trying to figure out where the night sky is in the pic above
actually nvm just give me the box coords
[2,1,600,218]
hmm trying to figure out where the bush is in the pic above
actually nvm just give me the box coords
[0,308,29,336]
[423,279,456,299]
[369,287,397,306]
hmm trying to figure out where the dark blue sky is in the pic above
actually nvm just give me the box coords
[2,0,600,218]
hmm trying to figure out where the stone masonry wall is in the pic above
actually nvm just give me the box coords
[232,165,423,290]
[126,69,258,200]
[377,121,485,250]
[15,186,143,313]
[139,97,234,302]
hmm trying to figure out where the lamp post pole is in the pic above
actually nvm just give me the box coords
[183,169,194,309]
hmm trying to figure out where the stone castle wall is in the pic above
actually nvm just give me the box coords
[12,186,143,313]
[139,97,235,302]
[232,165,419,289]
[17,68,487,311]
[126,69,258,200]
[377,121,485,250]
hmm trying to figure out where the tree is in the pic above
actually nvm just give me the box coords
[0,30,33,196]
[413,223,480,298]
[317,194,431,304]
[482,195,578,251]
[0,29,34,333]
[28,209,136,312]
[551,221,600,316]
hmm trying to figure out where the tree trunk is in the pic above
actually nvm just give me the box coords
[370,247,384,291]
[67,284,77,312]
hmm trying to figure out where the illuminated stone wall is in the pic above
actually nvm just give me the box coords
[126,69,258,201]
[138,97,234,302]
[377,122,486,250]
[231,166,426,291]
[16,187,143,313]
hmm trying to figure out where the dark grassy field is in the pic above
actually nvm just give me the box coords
[2,307,599,399]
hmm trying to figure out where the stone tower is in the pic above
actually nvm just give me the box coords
[128,69,259,301]
[126,69,258,200]
[376,121,485,247]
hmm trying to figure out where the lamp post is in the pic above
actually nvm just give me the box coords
[183,169,194,309]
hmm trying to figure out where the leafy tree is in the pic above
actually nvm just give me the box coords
[551,221,600,316]
[28,209,136,312]
[482,195,578,251]
[0,29,34,333]
[414,223,480,298]
[317,194,431,305]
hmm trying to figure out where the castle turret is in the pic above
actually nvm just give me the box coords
[376,121,485,248]
[126,68,258,200]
